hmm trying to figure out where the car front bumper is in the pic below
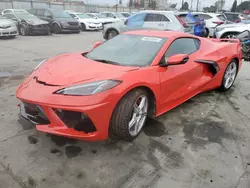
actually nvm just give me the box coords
[30,24,50,35]
[85,23,103,30]
[16,78,118,141]
[61,24,81,32]
[0,26,18,37]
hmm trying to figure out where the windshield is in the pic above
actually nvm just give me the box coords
[16,13,37,19]
[114,12,125,18]
[96,13,106,18]
[85,34,167,67]
[76,13,91,19]
[121,13,130,17]
[53,11,72,18]
[217,14,227,21]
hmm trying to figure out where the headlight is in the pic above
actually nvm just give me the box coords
[34,59,47,71]
[55,80,122,96]
[26,20,34,25]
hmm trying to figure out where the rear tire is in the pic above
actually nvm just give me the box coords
[219,59,238,92]
[205,28,209,37]
[52,24,61,34]
[109,89,149,141]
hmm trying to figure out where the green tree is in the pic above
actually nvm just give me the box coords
[203,5,216,12]
[231,0,237,12]
[236,1,250,12]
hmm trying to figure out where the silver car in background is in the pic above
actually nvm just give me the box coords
[0,15,18,38]
[214,23,250,38]
[102,10,193,40]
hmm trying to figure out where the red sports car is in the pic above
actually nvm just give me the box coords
[16,30,242,141]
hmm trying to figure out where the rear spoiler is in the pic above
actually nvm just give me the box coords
[210,38,240,43]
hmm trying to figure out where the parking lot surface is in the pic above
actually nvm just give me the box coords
[0,32,250,188]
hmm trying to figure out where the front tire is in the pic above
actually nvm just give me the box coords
[52,24,61,34]
[109,89,149,141]
[107,29,118,40]
[19,25,28,36]
[222,32,239,39]
[219,60,238,91]
[81,23,86,31]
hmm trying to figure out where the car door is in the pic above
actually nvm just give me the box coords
[41,10,53,24]
[159,38,208,108]
[143,13,170,30]
[121,13,146,32]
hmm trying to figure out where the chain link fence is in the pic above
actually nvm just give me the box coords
[0,0,146,13]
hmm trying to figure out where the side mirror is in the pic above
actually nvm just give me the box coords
[160,54,189,67]
[167,54,189,65]
[93,41,102,49]
[113,16,116,19]
[47,15,53,19]
[124,19,128,25]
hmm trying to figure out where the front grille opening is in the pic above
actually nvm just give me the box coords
[54,109,97,133]
[22,102,50,124]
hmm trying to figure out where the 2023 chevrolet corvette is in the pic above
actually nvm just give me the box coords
[16,30,242,141]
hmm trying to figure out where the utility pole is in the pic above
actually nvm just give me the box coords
[196,0,199,11]
[190,0,193,11]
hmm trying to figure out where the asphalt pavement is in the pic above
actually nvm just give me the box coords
[0,32,250,188]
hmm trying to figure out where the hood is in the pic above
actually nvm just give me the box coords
[24,18,48,26]
[34,53,138,86]
[217,23,249,29]
[98,18,115,22]
[0,18,14,26]
[79,18,100,23]
[54,17,79,23]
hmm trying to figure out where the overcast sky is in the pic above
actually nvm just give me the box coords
[88,0,237,10]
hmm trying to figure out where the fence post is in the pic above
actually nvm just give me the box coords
[31,0,33,8]
[63,2,65,10]
[10,0,14,8]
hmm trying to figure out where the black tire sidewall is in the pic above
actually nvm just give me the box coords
[107,30,118,40]
[20,25,27,36]
[109,89,149,141]
[81,23,86,31]
[53,24,61,34]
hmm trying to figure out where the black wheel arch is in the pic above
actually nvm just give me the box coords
[221,32,240,38]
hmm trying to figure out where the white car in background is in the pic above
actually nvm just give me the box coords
[100,12,127,22]
[0,15,18,38]
[85,13,115,25]
[2,9,28,15]
[65,11,102,31]
[214,23,250,38]
[178,12,229,37]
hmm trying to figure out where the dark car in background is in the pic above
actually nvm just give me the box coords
[3,12,50,36]
[28,8,81,34]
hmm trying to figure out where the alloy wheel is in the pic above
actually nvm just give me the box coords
[128,95,148,136]
[223,61,237,89]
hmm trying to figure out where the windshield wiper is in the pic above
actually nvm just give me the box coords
[93,59,120,65]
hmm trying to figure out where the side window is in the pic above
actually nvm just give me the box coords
[44,10,52,18]
[127,13,146,23]
[165,38,199,58]
[144,13,155,21]
[29,9,36,15]
[36,9,44,17]
[101,13,107,17]
[107,13,115,18]
[87,13,94,18]
[69,14,76,18]
[200,14,212,20]
[145,13,170,22]
[161,15,170,21]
